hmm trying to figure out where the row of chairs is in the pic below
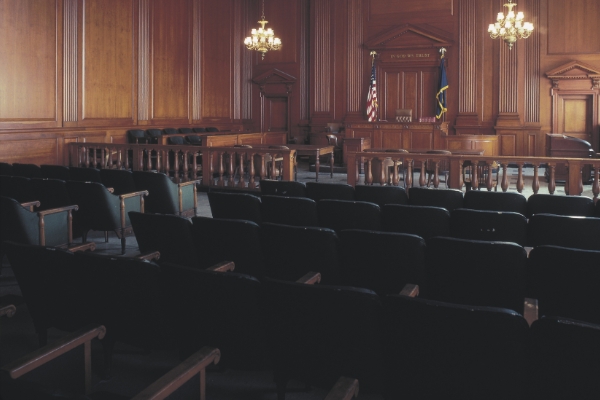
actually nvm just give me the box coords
[130,211,600,325]
[127,127,220,145]
[4,240,599,399]
[207,191,600,250]
[259,179,600,217]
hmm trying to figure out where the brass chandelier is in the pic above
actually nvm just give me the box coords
[244,0,281,60]
[488,0,533,50]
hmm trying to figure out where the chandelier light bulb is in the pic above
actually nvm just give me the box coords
[488,1,533,50]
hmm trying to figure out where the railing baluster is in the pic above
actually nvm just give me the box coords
[472,162,479,190]
[365,159,373,185]
[500,162,509,192]
[406,160,413,188]
[592,165,599,201]
[486,161,493,191]
[547,163,556,194]
[248,152,256,189]
[419,162,426,187]
[217,152,225,186]
[516,162,524,193]
[392,160,399,186]
[532,164,540,194]
[433,160,440,188]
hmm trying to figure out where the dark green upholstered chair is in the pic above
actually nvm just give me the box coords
[65,181,148,254]
[132,171,198,217]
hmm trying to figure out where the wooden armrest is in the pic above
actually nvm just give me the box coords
[136,251,161,261]
[0,304,16,318]
[130,346,220,400]
[119,190,149,200]
[66,242,96,253]
[324,377,359,400]
[296,271,321,285]
[2,324,106,379]
[177,180,200,188]
[399,284,419,297]
[21,201,41,211]
[523,297,538,326]
[37,204,78,217]
[206,261,235,272]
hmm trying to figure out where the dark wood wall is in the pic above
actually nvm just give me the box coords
[0,0,598,165]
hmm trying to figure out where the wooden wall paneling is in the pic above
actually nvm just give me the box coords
[150,0,191,124]
[446,134,498,156]
[79,0,136,127]
[297,0,310,137]
[0,133,59,165]
[138,0,150,122]
[192,0,202,121]
[64,0,77,125]
[345,0,363,121]
[311,0,332,125]
[0,0,61,129]
[547,0,600,55]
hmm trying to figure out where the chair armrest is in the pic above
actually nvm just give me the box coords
[1,324,106,380]
[177,180,200,188]
[130,347,220,400]
[136,251,161,261]
[0,304,16,318]
[67,242,97,252]
[324,377,359,400]
[296,271,321,285]
[399,284,419,297]
[21,201,41,211]
[37,204,78,217]
[119,190,149,200]
[523,297,538,326]
[206,261,235,272]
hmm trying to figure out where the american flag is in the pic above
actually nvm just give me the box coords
[366,64,378,122]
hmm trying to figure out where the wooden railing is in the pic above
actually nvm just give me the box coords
[68,143,296,189]
[347,151,600,200]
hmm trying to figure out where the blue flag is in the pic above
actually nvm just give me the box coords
[436,58,448,120]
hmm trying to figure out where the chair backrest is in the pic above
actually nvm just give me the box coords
[163,128,178,135]
[0,162,12,176]
[526,193,595,217]
[185,135,202,145]
[178,127,193,133]
[65,181,123,230]
[146,129,163,144]
[40,164,70,181]
[527,213,600,250]
[68,166,102,183]
[191,216,265,277]
[382,295,529,399]
[305,182,355,201]
[129,211,197,267]
[260,222,341,284]
[207,191,262,224]
[529,316,600,399]
[596,200,600,218]
[408,187,464,211]
[527,245,600,324]
[0,175,16,199]
[463,190,527,215]
[259,179,307,197]
[260,195,318,227]
[10,176,37,203]
[192,127,207,133]
[99,169,137,196]
[161,262,268,368]
[263,278,384,392]
[167,136,186,145]
[205,127,219,132]
[354,185,408,207]
[132,171,179,215]
[30,178,72,211]
[381,204,450,240]
[339,229,425,295]
[11,163,42,178]
[450,208,528,246]
[127,129,148,144]
[423,236,527,314]
[317,199,382,232]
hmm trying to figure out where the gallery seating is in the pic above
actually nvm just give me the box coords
[207,191,261,224]
[382,295,529,400]
[146,128,164,144]
[178,127,193,133]
[317,199,382,233]
[7,176,37,203]
[129,211,198,267]
[526,193,595,217]
[263,277,384,399]
[259,179,307,197]
[450,208,528,246]
[381,204,451,240]
[305,182,355,201]
[408,187,464,211]
[99,168,137,195]
[127,129,149,144]
[353,184,408,207]
[185,134,202,145]
[0,162,12,175]
[163,127,178,135]
[260,195,319,227]
[338,229,425,295]
[260,222,341,284]
[192,127,207,133]
[422,236,528,314]
[68,166,102,183]
[527,245,600,324]
[596,199,600,217]
[40,164,70,180]
[526,213,600,250]
[528,316,600,400]
[191,216,265,277]
[29,178,74,211]
[11,163,42,178]
[66,181,147,254]
[132,171,198,217]
[463,190,527,215]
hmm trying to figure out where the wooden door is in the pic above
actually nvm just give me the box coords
[264,96,288,133]
[556,94,594,143]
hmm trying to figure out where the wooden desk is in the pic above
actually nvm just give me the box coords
[254,144,335,182]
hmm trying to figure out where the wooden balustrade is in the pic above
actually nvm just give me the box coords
[68,143,296,189]
[347,151,600,200]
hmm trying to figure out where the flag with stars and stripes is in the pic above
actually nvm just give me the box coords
[367,64,378,122]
